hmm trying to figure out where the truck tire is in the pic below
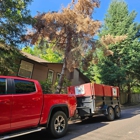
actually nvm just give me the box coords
[49,111,68,138]
[114,106,121,119]
[107,107,115,121]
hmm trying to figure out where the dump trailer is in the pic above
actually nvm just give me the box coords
[68,83,121,121]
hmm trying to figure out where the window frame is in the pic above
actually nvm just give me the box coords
[47,69,54,84]
[56,73,61,82]
[18,60,34,78]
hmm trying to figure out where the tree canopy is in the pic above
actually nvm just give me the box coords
[0,0,33,46]
[93,0,140,103]
[22,42,63,63]
[0,0,33,75]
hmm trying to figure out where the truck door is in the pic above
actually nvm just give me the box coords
[0,78,12,133]
[11,79,43,130]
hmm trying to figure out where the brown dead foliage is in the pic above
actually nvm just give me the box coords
[26,0,127,71]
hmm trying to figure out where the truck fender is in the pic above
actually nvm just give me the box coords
[47,104,69,127]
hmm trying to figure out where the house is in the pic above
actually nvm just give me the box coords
[17,51,90,87]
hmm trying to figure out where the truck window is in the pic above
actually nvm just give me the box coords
[14,80,36,94]
[0,78,6,95]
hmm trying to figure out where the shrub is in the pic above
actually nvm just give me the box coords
[40,80,52,94]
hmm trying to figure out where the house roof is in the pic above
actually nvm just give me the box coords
[21,51,49,63]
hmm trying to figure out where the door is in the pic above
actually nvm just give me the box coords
[0,78,12,133]
[11,79,43,130]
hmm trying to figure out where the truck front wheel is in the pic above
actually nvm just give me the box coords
[49,111,68,138]
[107,107,115,121]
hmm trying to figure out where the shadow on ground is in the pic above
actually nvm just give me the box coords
[10,116,108,140]
[10,106,140,140]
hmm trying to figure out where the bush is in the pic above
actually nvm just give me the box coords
[52,77,71,94]
[40,80,52,94]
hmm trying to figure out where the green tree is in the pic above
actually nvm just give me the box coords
[0,0,33,46]
[22,42,63,63]
[41,47,63,63]
[0,0,33,75]
[93,0,140,103]
[0,43,23,75]
[22,46,43,56]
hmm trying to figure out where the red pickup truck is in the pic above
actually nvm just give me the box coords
[0,76,76,139]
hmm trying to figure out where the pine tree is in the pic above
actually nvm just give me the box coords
[0,0,33,75]
[94,0,140,103]
[27,0,126,93]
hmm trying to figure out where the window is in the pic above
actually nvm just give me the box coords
[14,80,36,94]
[0,78,6,95]
[47,70,54,83]
[18,60,33,78]
[56,73,61,82]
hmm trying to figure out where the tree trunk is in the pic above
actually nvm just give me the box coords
[127,84,131,103]
[55,57,67,93]
[55,31,71,93]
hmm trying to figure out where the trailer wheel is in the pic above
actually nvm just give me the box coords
[49,111,68,138]
[107,107,115,121]
[114,106,121,119]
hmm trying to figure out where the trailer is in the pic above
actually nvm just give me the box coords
[68,83,121,121]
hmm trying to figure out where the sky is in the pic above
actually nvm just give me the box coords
[28,0,140,22]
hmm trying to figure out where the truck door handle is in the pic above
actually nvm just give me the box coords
[32,98,40,101]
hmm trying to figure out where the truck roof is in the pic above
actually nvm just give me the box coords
[0,75,37,82]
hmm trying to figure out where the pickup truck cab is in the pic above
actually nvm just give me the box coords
[0,76,76,139]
